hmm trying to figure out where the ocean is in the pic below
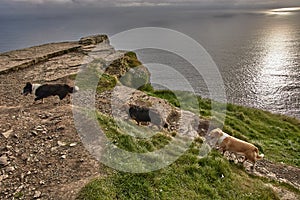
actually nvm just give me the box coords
[0,6,299,118]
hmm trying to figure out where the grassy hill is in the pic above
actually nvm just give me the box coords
[75,52,299,199]
[145,89,300,167]
[76,91,299,199]
[78,148,278,200]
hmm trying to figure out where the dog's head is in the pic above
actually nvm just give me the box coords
[22,82,33,96]
[206,128,224,146]
[208,128,223,138]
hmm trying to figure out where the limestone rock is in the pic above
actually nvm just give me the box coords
[2,129,13,139]
[79,35,109,45]
[0,155,8,166]
[33,191,42,199]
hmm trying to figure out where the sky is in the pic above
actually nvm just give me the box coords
[1,0,299,13]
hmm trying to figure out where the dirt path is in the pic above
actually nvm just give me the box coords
[0,37,299,199]
[0,36,121,199]
[253,160,300,200]
[255,160,300,190]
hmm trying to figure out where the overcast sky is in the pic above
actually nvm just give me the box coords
[1,0,299,10]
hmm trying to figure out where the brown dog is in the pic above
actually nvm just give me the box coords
[208,128,264,169]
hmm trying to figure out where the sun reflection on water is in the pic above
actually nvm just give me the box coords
[256,23,298,114]
[261,30,290,75]
[267,7,300,15]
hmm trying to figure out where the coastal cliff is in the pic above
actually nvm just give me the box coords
[0,35,154,199]
[0,35,299,200]
[0,35,202,199]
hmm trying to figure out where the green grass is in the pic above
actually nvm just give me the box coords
[96,74,117,93]
[143,89,300,167]
[124,51,143,68]
[96,113,172,153]
[118,52,150,89]
[77,138,279,200]
[76,112,299,200]
[223,103,300,166]
[70,52,150,93]
[75,52,299,199]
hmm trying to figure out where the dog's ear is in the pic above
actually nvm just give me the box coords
[26,82,31,86]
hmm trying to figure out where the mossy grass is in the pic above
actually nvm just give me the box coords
[76,111,299,199]
[124,51,143,68]
[76,52,299,199]
[143,89,300,167]
[77,139,280,200]
[95,113,174,153]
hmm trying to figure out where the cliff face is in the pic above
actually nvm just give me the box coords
[1,35,299,200]
[0,35,150,84]
[0,35,153,199]
[0,35,204,199]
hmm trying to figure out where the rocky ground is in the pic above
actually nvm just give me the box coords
[0,35,121,199]
[0,35,299,199]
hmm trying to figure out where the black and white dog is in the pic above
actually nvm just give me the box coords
[22,82,79,103]
[128,105,168,128]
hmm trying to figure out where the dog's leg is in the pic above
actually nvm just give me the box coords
[250,162,256,171]
[231,153,239,163]
[239,156,246,163]
[34,96,44,104]
[221,149,226,155]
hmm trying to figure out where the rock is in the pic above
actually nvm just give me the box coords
[6,166,15,172]
[35,126,44,132]
[39,113,50,119]
[79,35,109,45]
[267,172,277,179]
[33,191,42,198]
[2,129,13,139]
[31,130,38,136]
[57,141,67,147]
[14,184,24,194]
[61,155,67,159]
[39,180,45,185]
[69,143,77,147]
[56,126,65,131]
[51,147,58,151]
[0,155,9,166]
[20,173,25,181]
[0,174,9,181]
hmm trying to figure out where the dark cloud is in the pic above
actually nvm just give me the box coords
[4,0,300,8]
[1,0,299,17]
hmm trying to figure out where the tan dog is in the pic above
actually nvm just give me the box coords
[208,128,264,169]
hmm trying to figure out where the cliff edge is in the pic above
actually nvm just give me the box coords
[0,35,299,200]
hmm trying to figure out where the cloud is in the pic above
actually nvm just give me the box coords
[3,0,300,9]
[9,0,72,3]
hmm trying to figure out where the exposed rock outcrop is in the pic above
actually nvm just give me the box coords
[0,35,146,199]
[0,35,299,200]
[0,42,81,74]
[79,35,109,45]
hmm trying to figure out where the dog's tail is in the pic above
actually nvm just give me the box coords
[255,148,264,160]
[257,153,264,159]
[69,86,79,93]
